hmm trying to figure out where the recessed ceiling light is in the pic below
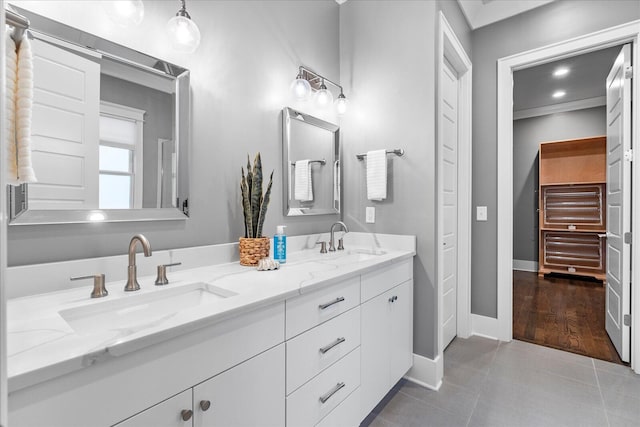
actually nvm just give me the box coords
[552,90,566,98]
[553,67,570,77]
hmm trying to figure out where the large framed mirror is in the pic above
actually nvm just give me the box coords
[282,107,340,216]
[7,6,189,225]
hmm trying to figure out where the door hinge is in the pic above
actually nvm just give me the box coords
[624,149,634,162]
[625,65,633,79]
[624,314,631,327]
[624,232,632,244]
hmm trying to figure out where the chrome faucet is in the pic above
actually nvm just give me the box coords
[124,234,152,291]
[329,221,349,252]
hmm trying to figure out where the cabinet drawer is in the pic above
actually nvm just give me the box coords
[286,277,360,339]
[361,259,412,303]
[286,306,360,394]
[315,387,361,427]
[287,347,360,427]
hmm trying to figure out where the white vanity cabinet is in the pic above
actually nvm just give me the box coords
[115,345,285,427]
[360,261,414,418]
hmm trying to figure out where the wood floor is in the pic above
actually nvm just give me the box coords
[513,270,625,365]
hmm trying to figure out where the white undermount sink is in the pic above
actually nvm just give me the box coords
[59,282,237,335]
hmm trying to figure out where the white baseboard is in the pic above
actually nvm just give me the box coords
[513,259,538,272]
[471,314,500,340]
[404,353,442,391]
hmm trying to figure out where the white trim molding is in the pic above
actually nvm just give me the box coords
[513,96,606,120]
[437,12,473,361]
[471,314,500,340]
[405,354,443,391]
[496,20,640,374]
[513,259,538,272]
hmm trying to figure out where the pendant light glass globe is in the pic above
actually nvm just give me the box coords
[104,0,144,27]
[168,1,201,53]
[290,74,312,101]
[314,82,333,108]
[335,93,348,115]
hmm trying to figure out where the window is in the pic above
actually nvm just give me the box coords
[99,102,145,209]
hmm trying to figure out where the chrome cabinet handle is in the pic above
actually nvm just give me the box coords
[319,382,345,404]
[319,337,346,354]
[181,409,193,421]
[319,296,345,310]
[199,400,211,411]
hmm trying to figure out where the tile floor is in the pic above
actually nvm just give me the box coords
[361,337,639,427]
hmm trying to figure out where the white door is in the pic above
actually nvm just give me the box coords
[112,389,192,427]
[605,44,632,363]
[440,57,459,350]
[28,39,100,209]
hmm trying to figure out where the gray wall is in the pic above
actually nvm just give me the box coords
[340,0,470,359]
[471,0,640,317]
[100,74,173,208]
[513,107,606,263]
[8,0,341,266]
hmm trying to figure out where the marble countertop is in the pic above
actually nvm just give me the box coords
[7,233,415,392]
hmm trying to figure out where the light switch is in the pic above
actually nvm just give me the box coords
[476,206,488,221]
[366,206,376,223]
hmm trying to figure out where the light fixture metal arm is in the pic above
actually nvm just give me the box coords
[298,66,344,94]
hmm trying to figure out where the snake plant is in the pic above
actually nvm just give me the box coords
[241,153,274,238]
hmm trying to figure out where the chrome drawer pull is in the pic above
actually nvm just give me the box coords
[318,296,345,310]
[319,337,346,354]
[319,382,346,404]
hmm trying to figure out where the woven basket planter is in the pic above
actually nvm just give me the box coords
[239,237,270,266]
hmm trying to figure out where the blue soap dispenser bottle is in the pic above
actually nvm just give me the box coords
[274,225,287,264]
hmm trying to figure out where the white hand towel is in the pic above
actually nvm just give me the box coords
[366,149,387,201]
[5,30,19,185]
[294,159,313,201]
[15,35,37,183]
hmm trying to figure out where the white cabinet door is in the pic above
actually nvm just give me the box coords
[389,280,414,383]
[193,344,285,427]
[360,280,414,419]
[114,390,193,427]
[360,288,392,417]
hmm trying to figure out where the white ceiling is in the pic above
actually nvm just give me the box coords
[457,0,555,29]
[513,45,622,114]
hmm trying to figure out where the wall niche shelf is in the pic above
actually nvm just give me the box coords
[538,136,607,281]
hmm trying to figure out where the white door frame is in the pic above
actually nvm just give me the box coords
[1,6,9,424]
[437,12,472,356]
[496,20,640,374]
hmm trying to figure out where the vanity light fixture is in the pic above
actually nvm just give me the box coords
[553,67,570,77]
[103,0,144,27]
[290,66,348,114]
[552,90,566,99]
[167,0,201,53]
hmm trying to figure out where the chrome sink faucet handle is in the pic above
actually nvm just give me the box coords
[317,241,328,254]
[329,221,349,252]
[125,234,152,292]
[155,262,182,286]
[70,274,108,298]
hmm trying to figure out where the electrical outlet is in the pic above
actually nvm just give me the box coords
[366,206,375,223]
[476,206,488,221]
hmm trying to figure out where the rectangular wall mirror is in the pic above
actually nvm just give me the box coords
[7,6,190,225]
[282,107,340,216]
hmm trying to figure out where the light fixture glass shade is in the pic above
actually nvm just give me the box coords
[335,93,348,114]
[290,76,312,101]
[104,0,144,27]
[167,15,201,53]
[314,84,333,108]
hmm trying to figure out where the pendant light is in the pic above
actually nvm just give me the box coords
[104,0,144,27]
[167,0,201,53]
[335,91,348,115]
